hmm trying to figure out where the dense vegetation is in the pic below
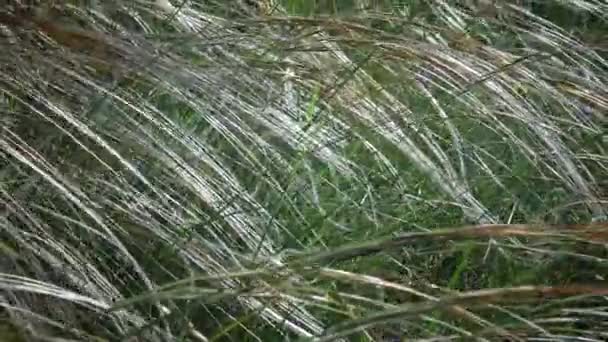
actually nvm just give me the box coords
[1,1,607,341]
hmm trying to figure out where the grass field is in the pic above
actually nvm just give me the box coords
[1,1,607,341]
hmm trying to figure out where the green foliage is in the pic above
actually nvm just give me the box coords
[1,1,607,341]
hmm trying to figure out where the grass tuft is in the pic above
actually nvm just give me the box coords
[1,1,607,341]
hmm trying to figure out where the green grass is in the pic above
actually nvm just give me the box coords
[1,1,608,341]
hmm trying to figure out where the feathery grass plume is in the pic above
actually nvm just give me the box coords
[1,0,607,341]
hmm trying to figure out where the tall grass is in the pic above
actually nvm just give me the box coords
[1,0,607,340]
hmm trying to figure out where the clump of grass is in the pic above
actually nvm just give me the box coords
[1,0,607,341]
